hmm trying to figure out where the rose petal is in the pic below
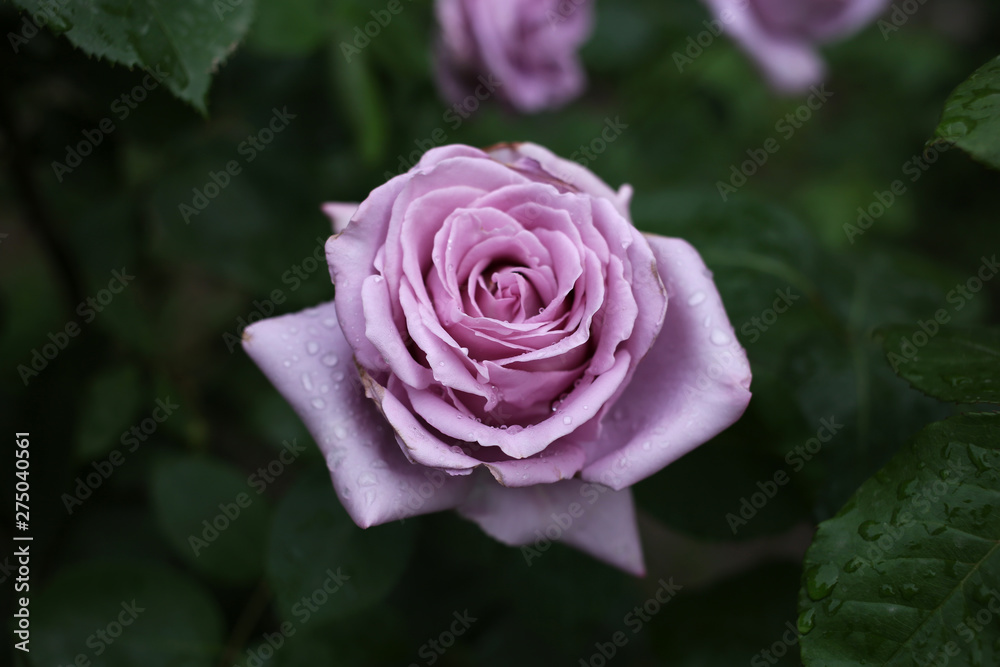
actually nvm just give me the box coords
[486,143,630,218]
[457,475,645,575]
[581,235,752,489]
[242,302,474,526]
[322,202,360,234]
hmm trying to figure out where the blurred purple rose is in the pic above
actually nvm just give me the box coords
[703,0,889,91]
[434,0,594,113]
[244,143,751,574]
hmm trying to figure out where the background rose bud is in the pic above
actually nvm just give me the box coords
[244,143,752,574]
[433,0,594,113]
[703,0,889,92]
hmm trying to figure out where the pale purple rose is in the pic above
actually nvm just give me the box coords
[243,143,751,574]
[434,0,593,113]
[703,0,889,91]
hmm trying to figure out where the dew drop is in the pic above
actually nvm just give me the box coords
[322,317,337,328]
[334,372,345,382]
[805,563,839,601]
[797,608,816,634]
[365,490,377,506]
[703,316,711,328]
[562,416,573,425]
[334,425,347,439]
[283,360,292,368]
[306,341,319,355]
[357,472,378,487]
[642,441,652,450]
[301,374,314,391]
[310,398,326,410]
[710,329,731,346]
[322,354,339,367]
[687,291,707,306]
[901,583,920,600]
[844,557,867,573]
[289,326,299,335]
[858,520,885,542]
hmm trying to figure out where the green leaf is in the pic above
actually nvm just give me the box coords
[75,365,145,461]
[881,326,1000,405]
[11,0,255,113]
[151,456,271,584]
[935,55,1000,170]
[267,470,415,625]
[800,413,1000,666]
[31,561,223,667]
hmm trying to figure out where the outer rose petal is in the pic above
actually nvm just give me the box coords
[457,475,645,575]
[322,202,359,234]
[581,235,752,489]
[242,302,474,527]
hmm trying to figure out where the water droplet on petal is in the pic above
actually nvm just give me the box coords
[562,416,573,425]
[703,316,711,328]
[301,374,314,391]
[323,317,337,328]
[642,441,652,450]
[322,354,339,367]
[710,329,731,346]
[306,341,319,355]
[310,398,326,410]
[357,472,377,486]
[687,291,707,306]
[283,360,292,368]
[365,490,377,506]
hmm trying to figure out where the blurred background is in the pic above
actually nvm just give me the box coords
[2,0,999,665]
